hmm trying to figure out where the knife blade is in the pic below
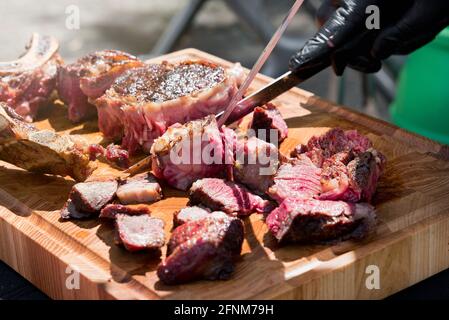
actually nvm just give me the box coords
[217,0,306,127]
[218,58,331,125]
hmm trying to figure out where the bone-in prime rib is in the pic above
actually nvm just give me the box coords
[0,103,95,181]
[94,60,244,154]
[0,34,62,122]
[157,217,244,285]
[189,178,273,215]
[57,50,143,123]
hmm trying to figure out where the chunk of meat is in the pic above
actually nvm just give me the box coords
[0,103,96,181]
[151,116,228,191]
[189,178,273,215]
[93,60,244,153]
[173,206,230,227]
[60,199,91,220]
[266,198,376,243]
[57,50,143,122]
[99,203,151,219]
[268,160,322,204]
[116,172,162,204]
[233,135,279,194]
[157,217,244,285]
[248,103,288,144]
[0,34,62,121]
[305,128,372,167]
[69,180,118,214]
[116,214,165,252]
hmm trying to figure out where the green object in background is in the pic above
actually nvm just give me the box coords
[390,27,449,145]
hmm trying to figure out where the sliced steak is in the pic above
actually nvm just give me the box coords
[305,128,373,167]
[0,34,62,121]
[157,217,244,285]
[189,178,273,215]
[268,159,322,204]
[151,116,227,191]
[173,206,229,227]
[93,60,244,153]
[116,214,165,252]
[57,50,143,123]
[116,172,162,204]
[0,103,96,181]
[248,103,288,144]
[233,135,279,194]
[99,203,151,219]
[69,180,118,214]
[266,198,376,244]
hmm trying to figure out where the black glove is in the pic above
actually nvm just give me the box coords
[290,0,449,75]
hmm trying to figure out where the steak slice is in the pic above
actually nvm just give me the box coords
[93,60,244,153]
[116,172,162,204]
[157,217,244,285]
[266,198,376,244]
[99,203,151,219]
[116,214,165,252]
[173,206,230,227]
[0,33,62,121]
[87,143,130,169]
[189,178,273,215]
[304,128,373,167]
[233,135,279,195]
[57,50,143,123]
[69,180,118,214]
[248,103,288,144]
[151,116,227,191]
[0,103,96,181]
[268,159,322,204]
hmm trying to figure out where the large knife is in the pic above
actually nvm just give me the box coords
[216,59,330,125]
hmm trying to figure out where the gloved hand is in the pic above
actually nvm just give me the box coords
[290,0,449,75]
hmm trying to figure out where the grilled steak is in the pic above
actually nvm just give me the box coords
[0,34,62,121]
[69,180,118,213]
[116,172,162,204]
[99,203,151,219]
[248,103,288,144]
[189,178,273,215]
[0,103,95,181]
[157,217,244,285]
[268,158,322,204]
[93,60,244,153]
[291,129,386,203]
[304,128,373,167]
[116,214,165,252]
[151,116,228,191]
[57,50,143,123]
[173,206,230,227]
[233,135,279,194]
[266,198,376,243]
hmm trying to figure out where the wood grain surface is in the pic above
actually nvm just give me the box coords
[1,49,449,300]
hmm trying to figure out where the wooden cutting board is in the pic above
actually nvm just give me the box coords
[1,49,449,300]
